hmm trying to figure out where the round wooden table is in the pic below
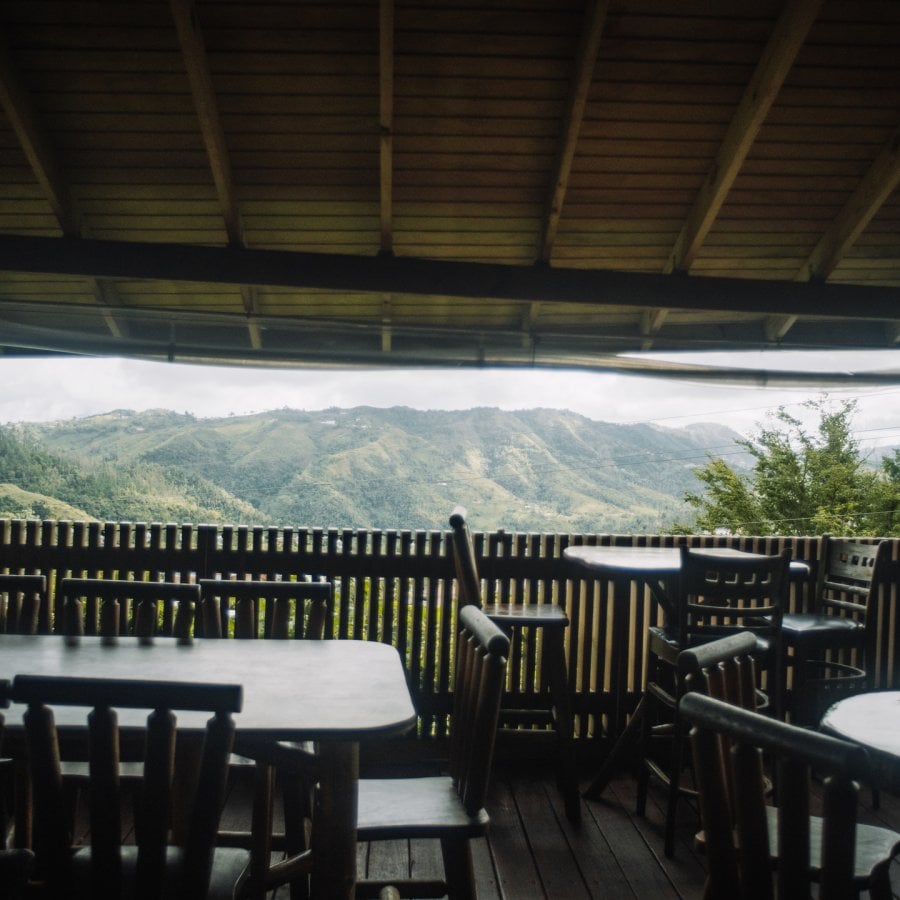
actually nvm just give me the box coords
[820,691,900,793]
[563,544,808,799]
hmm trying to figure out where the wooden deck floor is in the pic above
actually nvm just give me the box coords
[237,750,900,899]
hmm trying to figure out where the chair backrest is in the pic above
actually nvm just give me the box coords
[57,578,200,639]
[0,574,46,635]
[815,536,889,627]
[449,606,509,816]
[197,579,332,639]
[678,547,791,716]
[6,673,242,899]
[448,506,483,610]
[678,547,791,644]
[680,690,868,900]
[677,630,760,712]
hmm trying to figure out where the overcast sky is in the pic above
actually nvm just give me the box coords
[2,350,900,449]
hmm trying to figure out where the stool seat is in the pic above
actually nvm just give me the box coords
[781,611,863,640]
[482,603,568,627]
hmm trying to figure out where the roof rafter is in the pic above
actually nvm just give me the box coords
[537,0,609,263]
[645,0,822,341]
[170,0,261,349]
[798,124,900,283]
[0,31,125,338]
[772,123,900,343]
[379,0,394,256]
[0,34,77,235]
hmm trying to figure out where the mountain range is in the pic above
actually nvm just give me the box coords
[0,407,751,533]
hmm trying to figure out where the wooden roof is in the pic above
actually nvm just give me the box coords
[0,0,899,373]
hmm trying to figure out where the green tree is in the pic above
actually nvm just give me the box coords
[677,398,900,536]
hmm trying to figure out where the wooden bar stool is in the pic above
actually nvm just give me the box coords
[448,506,581,824]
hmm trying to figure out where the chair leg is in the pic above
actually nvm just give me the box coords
[663,715,685,858]
[544,629,581,824]
[868,859,893,900]
[246,762,276,900]
[440,836,475,900]
[282,771,312,900]
[634,691,653,817]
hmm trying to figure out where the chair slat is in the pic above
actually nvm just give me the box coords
[13,674,245,899]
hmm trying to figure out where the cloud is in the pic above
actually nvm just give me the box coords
[1,353,899,446]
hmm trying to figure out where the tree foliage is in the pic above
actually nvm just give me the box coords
[677,398,900,536]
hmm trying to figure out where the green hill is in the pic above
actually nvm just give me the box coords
[7,407,750,532]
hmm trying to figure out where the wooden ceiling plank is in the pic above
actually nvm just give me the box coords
[665,0,822,275]
[0,33,78,236]
[170,0,243,247]
[797,125,900,282]
[538,0,609,262]
[380,0,394,255]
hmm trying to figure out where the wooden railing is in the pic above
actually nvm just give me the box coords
[1,520,898,744]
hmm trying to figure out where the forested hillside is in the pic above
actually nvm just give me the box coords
[4,407,750,532]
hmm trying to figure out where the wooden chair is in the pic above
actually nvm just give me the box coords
[197,578,332,640]
[448,506,580,823]
[781,536,889,724]
[198,578,332,899]
[4,673,250,899]
[681,631,900,898]
[0,575,45,636]
[351,605,508,899]
[56,577,200,639]
[680,689,899,899]
[636,546,791,857]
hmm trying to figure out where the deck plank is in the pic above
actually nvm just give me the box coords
[510,769,592,898]
[81,754,900,899]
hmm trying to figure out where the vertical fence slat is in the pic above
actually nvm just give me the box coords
[3,520,899,738]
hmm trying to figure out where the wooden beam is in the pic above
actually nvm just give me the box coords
[797,124,900,282]
[93,278,125,340]
[171,0,264,352]
[0,33,129,339]
[538,0,608,262]
[764,314,797,343]
[1,233,899,321]
[521,302,541,349]
[379,0,394,255]
[644,0,821,345]
[0,34,78,236]
[170,0,243,246]
[381,295,392,352]
[665,0,821,274]
[239,285,263,349]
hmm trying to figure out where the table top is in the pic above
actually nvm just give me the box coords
[820,691,900,784]
[0,634,418,741]
[563,544,806,579]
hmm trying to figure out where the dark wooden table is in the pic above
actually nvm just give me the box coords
[0,634,417,900]
[821,691,900,794]
[563,545,808,797]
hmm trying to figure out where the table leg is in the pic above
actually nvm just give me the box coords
[311,741,358,900]
[583,694,646,799]
[545,628,581,823]
[608,574,630,742]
